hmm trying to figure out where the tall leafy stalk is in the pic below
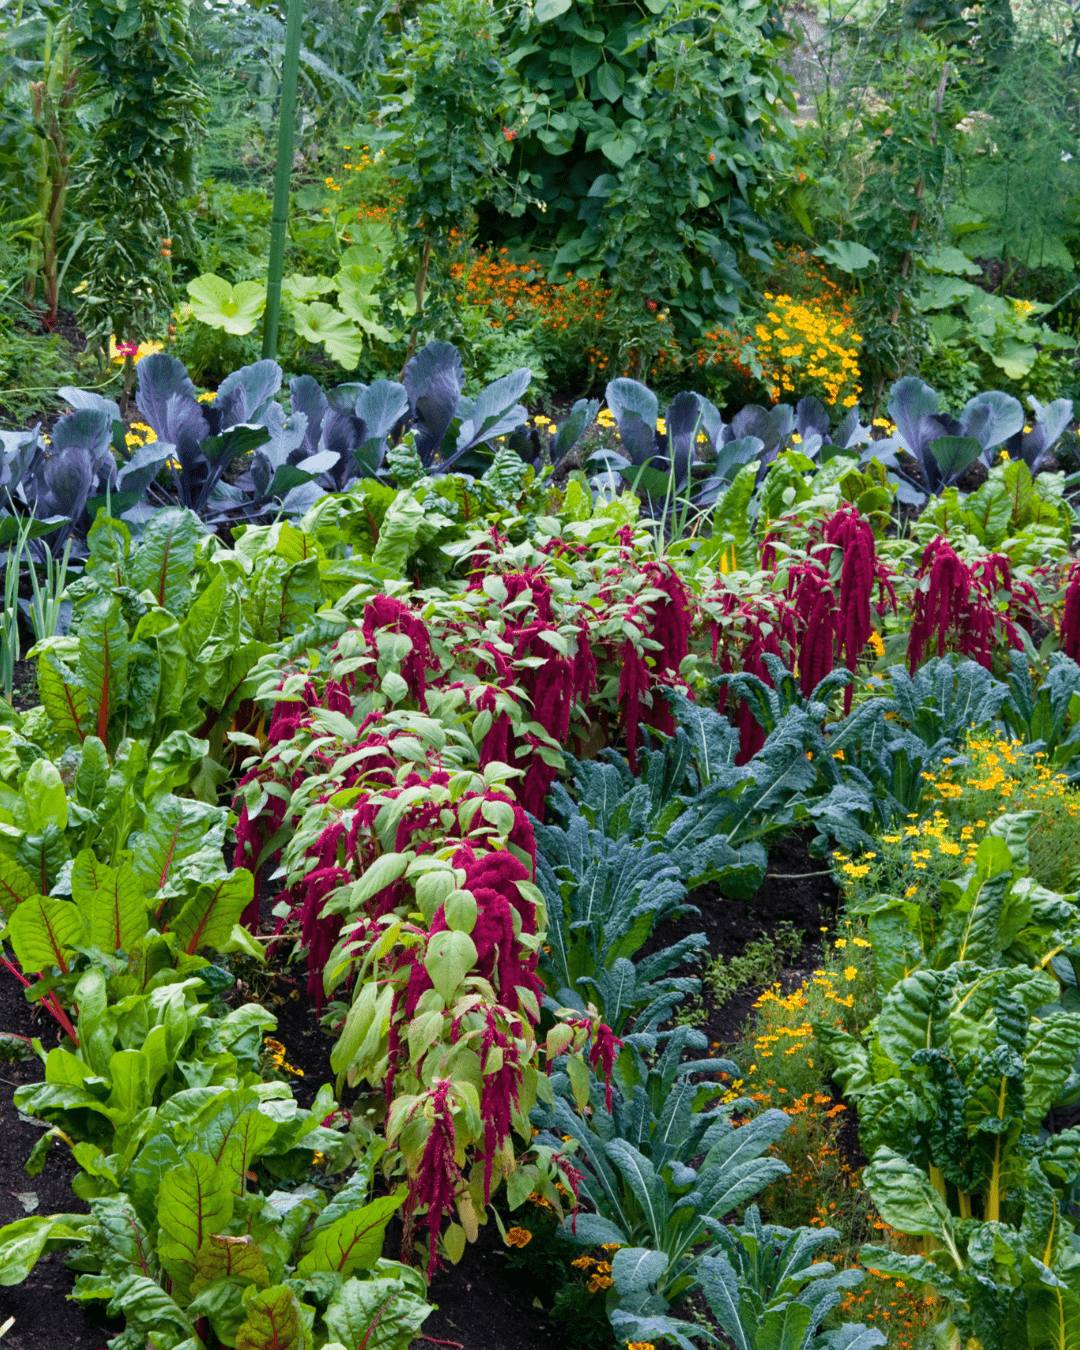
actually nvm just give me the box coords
[0,542,20,704]
[26,534,69,641]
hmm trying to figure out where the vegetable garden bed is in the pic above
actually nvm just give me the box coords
[0,343,1077,1350]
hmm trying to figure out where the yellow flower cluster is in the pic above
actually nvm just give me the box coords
[108,337,163,365]
[753,291,862,408]
[262,1036,304,1077]
[124,421,157,450]
[924,735,1072,813]
[341,144,375,171]
[571,1253,614,1291]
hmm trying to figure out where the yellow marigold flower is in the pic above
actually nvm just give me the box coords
[505,1227,533,1248]
[588,1273,613,1292]
[853,936,872,948]
[844,966,858,981]
[869,631,885,657]
[834,938,848,949]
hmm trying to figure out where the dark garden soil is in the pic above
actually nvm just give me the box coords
[643,827,842,1050]
[423,1219,565,1350]
[9,660,37,714]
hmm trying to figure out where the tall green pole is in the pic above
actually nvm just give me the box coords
[262,0,305,359]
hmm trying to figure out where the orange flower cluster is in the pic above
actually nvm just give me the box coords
[839,1271,940,1349]
[698,249,863,408]
[450,249,610,334]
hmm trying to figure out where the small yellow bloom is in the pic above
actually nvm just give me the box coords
[844,966,858,981]
[505,1227,533,1248]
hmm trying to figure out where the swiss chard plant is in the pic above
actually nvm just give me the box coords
[816,835,1080,1225]
[858,1147,1080,1350]
[0,1082,430,1350]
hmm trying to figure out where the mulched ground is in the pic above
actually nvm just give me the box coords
[644,828,841,1049]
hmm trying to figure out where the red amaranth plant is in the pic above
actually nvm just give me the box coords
[1061,562,1080,661]
[908,537,1040,671]
[822,505,896,710]
[711,590,799,761]
[612,562,692,771]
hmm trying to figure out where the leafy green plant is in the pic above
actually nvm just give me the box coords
[69,0,206,357]
[818,833,1080,1219]
[859,1147,1080,1350]
[13,962,274,1151]
[0,1083,430,1350]
[614,1206,884,1350]
[498,0,795,331]
[534,1024,791,1316]
[186,240,401,372]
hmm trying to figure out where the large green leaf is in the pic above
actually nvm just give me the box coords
[169,872,254,954]
[72,850,146,953]
[1025,1253,1080,1350]
[932,836,1014,968]
[324,1272,432,1350]
[0,856,38,915]
[76,594,130,746]
[854,1245,961,1301]
[0,1215,86,1285]
[192,1090,278,1197]
[128,508,200,615]
[22,759,68,832]
[861,1148,957,1250]
[133,795,229,897]
[297,1191,405,1278]
[37,648,89,743]
[1023,1013,1080,1128]
[75,736,110,811]
[190,1234,270,1296]
[107,1272,195,1337]
[157,1152,234,1287]
[292,301,363,370]
[235,1283,302,1350]
[7,895,86,974]
[187,275,266,336]
[877,968,952,1068]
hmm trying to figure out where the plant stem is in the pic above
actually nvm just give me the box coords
[261,0,305,360]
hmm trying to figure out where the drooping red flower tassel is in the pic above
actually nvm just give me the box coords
[1062,564,1080,661]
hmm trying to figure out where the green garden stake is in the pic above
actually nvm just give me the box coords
[262,0,305,360]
